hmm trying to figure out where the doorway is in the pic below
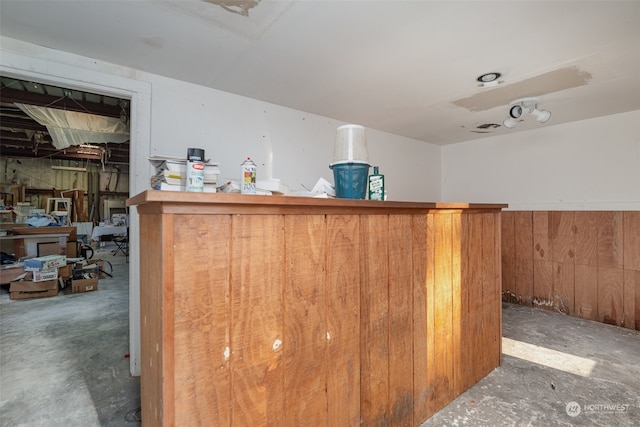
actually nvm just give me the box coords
[0,58,152,375]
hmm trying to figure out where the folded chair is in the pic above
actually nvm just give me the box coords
[112,227,129,262]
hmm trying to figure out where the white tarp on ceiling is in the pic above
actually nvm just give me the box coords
[16,103,130,149]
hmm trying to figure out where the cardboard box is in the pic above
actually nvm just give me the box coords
[66,240,79,258]
[88,259,107,279]
[9,276,59,300]
[58,264,72,279]
[24,255,66,271]
[31,268,58,282]
[0,264,25,285]
[71,276,98,293]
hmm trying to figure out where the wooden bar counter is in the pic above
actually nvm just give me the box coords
[128,190,507,426]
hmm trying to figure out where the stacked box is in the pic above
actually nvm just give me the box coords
[71,277,98,293]
[31,269,58,282]
[71,263,99,293]
[58,264,72,279]
[10,273,59,300]
[24,255,66,271]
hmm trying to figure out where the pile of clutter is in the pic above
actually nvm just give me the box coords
[148,155,220,192]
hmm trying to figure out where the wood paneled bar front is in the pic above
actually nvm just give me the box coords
[127,190,507,426]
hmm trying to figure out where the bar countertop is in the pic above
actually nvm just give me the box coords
[127,190,507,212]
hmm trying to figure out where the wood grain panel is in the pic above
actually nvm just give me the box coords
[466,213,484,385]
[533,260,553,311]
[495,212,503,366]
[597,267,624,326]
[597,212,624,268]
[533,211,551,262]
[430,213,454,413]
[501,211,516,302]
[482,213,501,373]
[173,215,231,426]
[284,215,327,426]
[623,212,640,270]
[635,270,640,331]
[514,212,533,305]
[412,214,430,424]
[325,215,361,426]
[134,194,506,426]
[623,270,638,331]
[575,264,598,321]
[388,215,414,425]
[574,212,598,266]
[231,215,285,426]
[550,211,575,263]
[552,261,574,315]
[139,213,166,425]
[450,214,463,398]
[360,215,390,426]
[457,215,473,394]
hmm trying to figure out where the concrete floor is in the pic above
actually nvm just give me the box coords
[0,244,140,426]
[1,248,639,426]
[420,303,640,427]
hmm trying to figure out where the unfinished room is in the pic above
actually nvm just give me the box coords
[0,1,638,426]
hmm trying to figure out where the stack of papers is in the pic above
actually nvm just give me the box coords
[256,178,289,195]
[289,178,336,198]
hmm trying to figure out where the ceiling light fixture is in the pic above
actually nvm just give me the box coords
[477,72,502,87]
[503,97,551,128]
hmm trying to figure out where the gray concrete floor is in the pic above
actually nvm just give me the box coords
[420,303,640,427]
[2,250,639,426]
[0,244,140,427]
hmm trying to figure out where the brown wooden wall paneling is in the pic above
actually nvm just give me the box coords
[139,213,166,425]
[597,212,624,326]
[284,215,327,425]
[575,264,599,321]
[173,215,231,425]
[360,215,390,426]
[325,215,361,426]
[598,266,624,326]
[624,212,640,270]
[429,213,454,414]
[467,213,484,385]
[574,212,599,320]
[623,270,638,331]
[597,212,624,268]
[550,211,575,315]
[501,211,516,303]
[450,214,463,399]
[623,212,640,330]
[413,214,435,423]
[574,212,598,266]
[482,213,502,373]
[514,212,533,306]
[231,215,285,426]
[532,212,553,310]
[457,214,474,393]
[388,215,415,425]
[504,210,639,331]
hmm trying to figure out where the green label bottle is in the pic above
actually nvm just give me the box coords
[368,166,385,200]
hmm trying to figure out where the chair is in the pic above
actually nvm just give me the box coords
[112,227,129,262]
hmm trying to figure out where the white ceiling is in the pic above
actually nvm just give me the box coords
[1,0,639,145]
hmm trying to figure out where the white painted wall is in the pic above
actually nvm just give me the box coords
[145,74,441,201]
[441,110,640,210]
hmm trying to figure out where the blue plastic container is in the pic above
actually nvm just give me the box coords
[330,162,370,199]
